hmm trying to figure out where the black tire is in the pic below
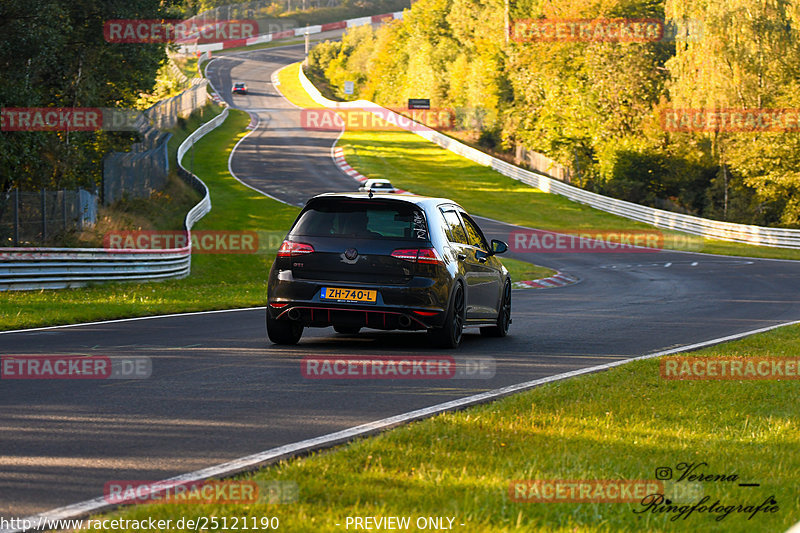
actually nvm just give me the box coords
[333,325,361,335]
[266,309,303,345]
[481,280,511,337]
[429,283,465,349]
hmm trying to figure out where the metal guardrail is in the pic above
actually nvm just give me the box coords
[179,11,404,54]
[298,67,800,250]
[0,107,229,291]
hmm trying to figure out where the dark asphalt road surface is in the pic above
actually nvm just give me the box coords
[209,44,358,206]
[2,43,800,519]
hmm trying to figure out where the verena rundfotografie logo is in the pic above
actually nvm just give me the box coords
[661,108,800,133]
[661,356,800,380]
[103,230,260,254]
[104,479,297,505]
[104,19,258,44]
[300,108,457,132]
[1,108,146,132]
[509,479,664,503]
[301,356,495,379]
[510,230,663,253]
[1,356,151,379]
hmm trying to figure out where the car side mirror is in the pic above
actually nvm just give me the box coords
[490,239,508,255]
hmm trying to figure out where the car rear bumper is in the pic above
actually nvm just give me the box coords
[267,274,449,330]
[268,303,444,330]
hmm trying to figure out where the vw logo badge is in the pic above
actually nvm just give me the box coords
[344,248,358,260]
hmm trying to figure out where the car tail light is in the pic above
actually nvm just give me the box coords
[277,241,314,257]
[416,248,442,264]
[391,248,442,265]
[412,310,439,316]
[390,249,418,261]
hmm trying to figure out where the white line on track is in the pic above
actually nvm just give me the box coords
[6,318,800,532]
[202,54,302,206]
[268,63,350,182]
[226,108,298,206]
[0,307,266,335]
[6,43,800,533]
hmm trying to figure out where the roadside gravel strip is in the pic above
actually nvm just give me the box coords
[4,318,799,532]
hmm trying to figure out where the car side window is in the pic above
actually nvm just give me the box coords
[440,209,469,245]
[460,212,489,250]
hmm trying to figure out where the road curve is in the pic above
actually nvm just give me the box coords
[211,44,357,206]
[2,44,800,519]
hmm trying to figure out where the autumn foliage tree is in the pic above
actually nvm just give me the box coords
[310,0,800,227]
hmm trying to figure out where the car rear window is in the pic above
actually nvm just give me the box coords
[292,200,428,240]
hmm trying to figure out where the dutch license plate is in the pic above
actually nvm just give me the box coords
[320,287,377,303]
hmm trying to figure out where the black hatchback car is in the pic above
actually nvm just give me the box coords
[266,193,511,348]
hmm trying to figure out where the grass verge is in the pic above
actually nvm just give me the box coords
[500,257,555,282]
[277,63,800,261]
[274,63,555,282]
[93,322,800,532]
[2,84,550,330]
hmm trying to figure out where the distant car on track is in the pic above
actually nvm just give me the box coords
[233,82,247,95]
[266,193,511,348]
[358,179,397,193]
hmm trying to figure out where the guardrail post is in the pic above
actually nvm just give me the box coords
[62,189,67,232]
[13,188,19,246]
[41,188,47,244]
[77,188,83,231]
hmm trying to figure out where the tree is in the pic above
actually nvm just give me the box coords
[0,0,169,197]
[665,0,800,225]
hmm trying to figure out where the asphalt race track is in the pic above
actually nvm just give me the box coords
[211,45,359,205]
[2,43,800,519]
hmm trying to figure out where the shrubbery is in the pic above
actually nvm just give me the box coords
[306,0,800,227]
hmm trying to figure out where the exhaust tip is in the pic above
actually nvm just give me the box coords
[287,308,301,321]
[398,315,411,327]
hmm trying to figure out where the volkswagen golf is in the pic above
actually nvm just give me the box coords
[266,193,511,348]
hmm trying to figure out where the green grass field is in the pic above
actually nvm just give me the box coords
[20,50,800,533]
[92,321,800,532]
[0,104,551,331]
[277,63,800,261]
[500,257,554,282]
[0,109,296,331]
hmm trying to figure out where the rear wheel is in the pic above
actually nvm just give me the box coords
[266,309,303,345]
[429,283,465,349]
[333,326,361,335]
[481,280,511,337]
